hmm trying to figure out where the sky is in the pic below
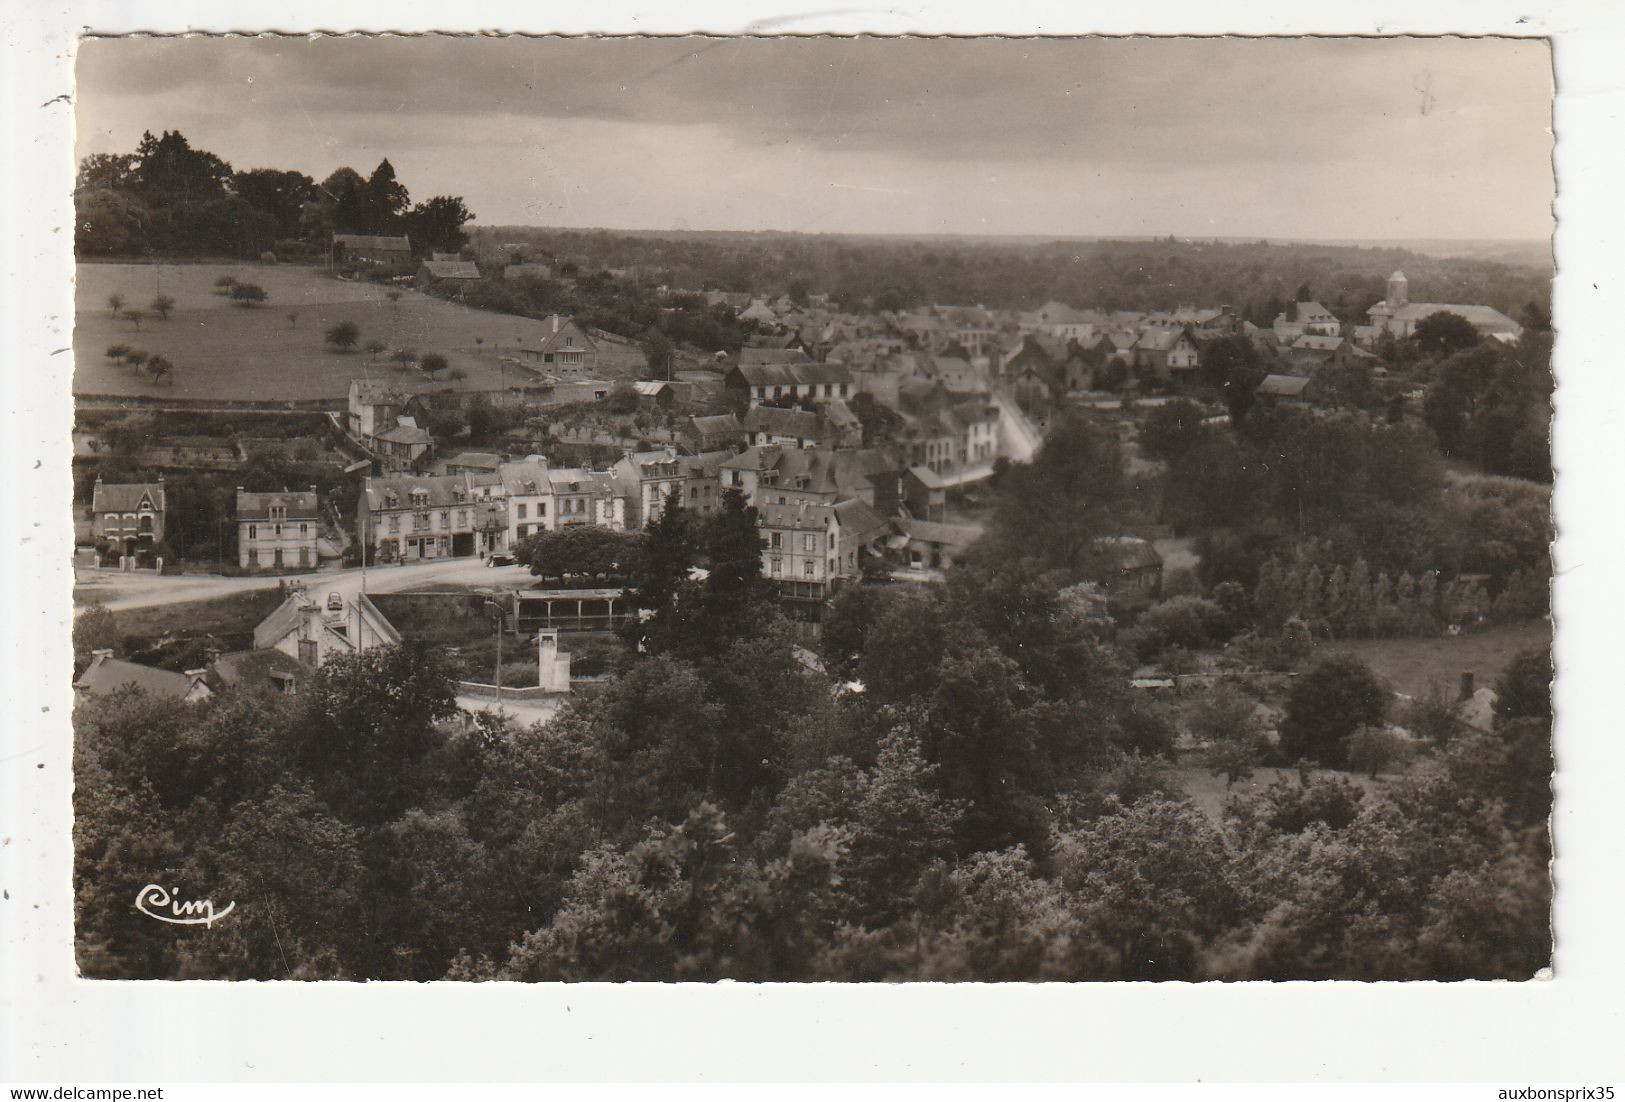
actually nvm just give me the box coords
[74,35,1555,241]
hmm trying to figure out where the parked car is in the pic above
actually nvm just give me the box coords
[326,592,344,611]
[487,553,517,568]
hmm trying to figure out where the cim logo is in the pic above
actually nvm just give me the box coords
[134,883,236,928]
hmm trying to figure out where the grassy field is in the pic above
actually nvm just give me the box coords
[1324,619,1551,699]
[95,587,288,661]
[75,262,637,402]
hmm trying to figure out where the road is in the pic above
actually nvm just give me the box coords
[75,556,539,613]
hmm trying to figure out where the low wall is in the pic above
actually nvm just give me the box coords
[456,680,570,701]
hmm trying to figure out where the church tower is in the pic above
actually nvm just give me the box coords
[1387,271,1409,309]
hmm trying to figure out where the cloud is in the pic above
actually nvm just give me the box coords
[73,34,1554,239]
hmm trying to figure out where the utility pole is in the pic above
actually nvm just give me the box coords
[484,597,504,714]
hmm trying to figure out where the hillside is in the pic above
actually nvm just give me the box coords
[75,262,645,402]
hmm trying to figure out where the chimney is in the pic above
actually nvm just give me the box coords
[552,315,560,334]
[89,648,113,664]
[1459,671,1476,702]
[184,668,209,691]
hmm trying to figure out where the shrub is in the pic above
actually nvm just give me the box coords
[1279,654,1389,768]
[1343,725,1412,779]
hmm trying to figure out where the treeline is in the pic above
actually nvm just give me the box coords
[472,225,1551,322]
[76,129,473,260]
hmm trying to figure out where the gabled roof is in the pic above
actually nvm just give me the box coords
[236,489,320,521]
[689,412,744,437]
[745,404,825,440]
[734,361,853,387]
[498,458,549,495]
[1256,374,1312,397]
[419,259,480,279]
[758,501,835,531]
[363,473,473,510]
[893,517,981,548]
[524,317,598,356]
[376,423,432,445]
[681,450,734,478]
[75,655,197,699]
[92,480,164,514]
[907,464,948,489]
[1386,302,1521,333]
[833,498,891,545]
[738,346,814,369]
[632,381,672,397]
[207,648,313,692]
[1099,536,1164,572]
[1291,334,1345,352]
[333,234,411,251]
[446,451,504,471]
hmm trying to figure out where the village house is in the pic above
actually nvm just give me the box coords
[613,448,688,528]
[683,412,747,453]
[903,465,948,522]
[253,588,402,668]
[90,475,166,567]
[548,468,625,530]
[75,651,212,703]
[757,501,840,600]
[1098,537,1165,608]
[204,648,313,697]
[415,257,481,287]
[1255,373,1313,408]
[1132,327,1202,378]
[632,380,677,408]
[1365,271,1522,341]
[444,452,504,476]
[236,487,322,571]
[1272,300,1342,343]
[725,361,855,408]
[719,444,898,516]
[359,473,485,562]
[888,517,981,573]
[679,451,734,515]
[498,457,551,546]
[374,416,433,473]
[518,316,599,379]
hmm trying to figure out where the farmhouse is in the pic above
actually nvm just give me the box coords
[331,234,412,270]
[253,589,402,668]
[416,258,481,286]
[518,316,598,379]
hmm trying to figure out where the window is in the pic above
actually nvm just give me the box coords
[388,515,400,533]
[804,561,815,577]
[248,548,259,565]
[516,503,527,520]
[298,639,318,666]
[274,524,282,537]
[770,532,782,549]
[440,510,450,528]
[771,558,782,576]
[104,513,116,528]
[248,524,257,540]
[270,505,286,522]
[457,510,467,526]
[299,523,308,536]
[538,502,547,516]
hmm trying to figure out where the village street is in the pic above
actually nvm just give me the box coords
[74,555,536,613]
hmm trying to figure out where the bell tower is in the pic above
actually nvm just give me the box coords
[1387,271,1409,309]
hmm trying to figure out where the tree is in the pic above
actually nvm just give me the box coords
[364,339,387,361]
[978,411,1127,580]
[214,275,238,294]
[365,158,411,232]
[325,321,360,353]
[404,195,475,255]
[149,295,174,320]
[627,487,695,650]
[122,349,148,370]
[1137,399,1208,463]
[1197,334,1265,420]
[1279,654,1389,767]
[73,602,120,667]
[228,282,267,307]
[420,353,448,380]
[698,488,772,646]
[232,167,315,238]
[124,309,144,330]
[105,343,129,362]
[1495,647,1552,724]
[1189,685,1267,787]
[391,349,419,369]
[1412,311,1482,359]
[1343,724,1411,779]
[447,368,468,386]
[146,355,174,386]
[518,526,644,580]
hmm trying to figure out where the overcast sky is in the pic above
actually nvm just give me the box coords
[74,35,1554,241]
